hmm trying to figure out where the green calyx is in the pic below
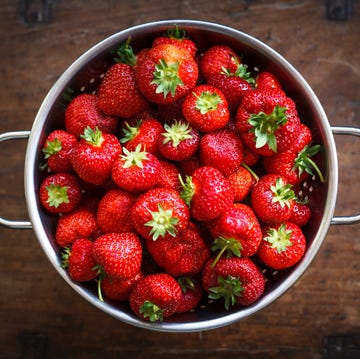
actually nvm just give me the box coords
[42,138,62,158]
[264,223,293,253]
[139,300,164,322]
[177,276,195,293]
[194,90,222,115]
[151,58,184,98]
[208,275,244,311]
[61,247,71,269]
[81,127,104,147]
[121,144,148,168]
[248,105,288,152]
[165,24,187,40]
[221,62,255,85]
[113,37,137,66]
[46,184,70,208]
[211,237,243,268]
[178,174,195,207]
[270,177,296,208]
[145,203,179,241]
[120,120,141,144]
[162,120,193,147]
[293,144,325,183]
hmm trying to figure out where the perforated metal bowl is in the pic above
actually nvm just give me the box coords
[1,20,359,332]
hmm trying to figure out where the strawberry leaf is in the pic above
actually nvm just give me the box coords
[211,236,243,268]
[121,144,148,168]
[194,90,221,114]
[270,177,295,208]
[81,127,104,147]
[264,224,293,253]
[179,175,195,207]
[139,300,164,322]
[162,120,193,147]
[42,138,62,158]
[151,59,184,98]
[113,37,137,66]
[208,275,244,310]
[46,184,70,208]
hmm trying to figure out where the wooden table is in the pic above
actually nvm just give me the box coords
[1,1,359,357]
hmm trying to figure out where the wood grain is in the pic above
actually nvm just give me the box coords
[1,1,359,358]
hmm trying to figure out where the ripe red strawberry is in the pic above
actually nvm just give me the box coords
[202,256,265,309]
[92,232,142,280]
[146,222,210,277]
[70,127,122,186]
[152,25,197,58]
[227,166,254,202]
[131,187,190,241]
[96,189,134,234]
[209,203,262,259]
[157,160,181,190]
[111,144,161,192]
[257,222,306,269]
[180,166,234,222]
[289,201,311,227]
[235,87,301,156]
[158,120,200,161]
[65,93,117,138]
[135,43,198,104]
[251,174,296,224]
[182,84,230,133]
[207,63,254,114]
[55,208,99,248]
[41,130,78,173]
[129,273,182,321]
[100,271,143,301]
[199,129,243,177]
[256,71,283,91]
[176,276,204,314]
[61,238,97,282]
[96,63,149,118]
[39,173,82,214]
[200,45,241,81]
[263,124,325,185]
[119,116,163,157]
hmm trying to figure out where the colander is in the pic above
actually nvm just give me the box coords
[1,19,359,332]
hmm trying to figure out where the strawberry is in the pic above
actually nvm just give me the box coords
[96,63,149,118]
[70,127,121,186]
[96,189,134,234]
[289,200,311,227]
[157,97,185,123]
[101,271,143,301]
[131,187,190,241]
[129,273,182,321]
[157,160,181,190]
[39,173,82,214]
[257,222,306,269]
[180,166,234,222]
[55,208,99,248]
[200,45,241,81]
[263,124,325,185]
[41,130,78,173]
[177,155,201,177]
[158,120,200,161]
[251,174,296,224]
[176,276,204,313]
[61,238,97,282]
[235,87,301,156]
[135,43,198,104]
[201,256,265,309]
[111,144,161,192]
[182,84,230,133]
[92,232,142,280]
[209,203,262,259]
[146,222,210,277]
[152,25,197,58]
[199,129,243,177]
[255,71,283,91]
[119,115,163,157]
[65,93,117,138]
[207,63,254,114]
[227,166,254,202]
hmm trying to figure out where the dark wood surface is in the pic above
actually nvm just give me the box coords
[1,1,359,358]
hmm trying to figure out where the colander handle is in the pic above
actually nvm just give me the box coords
[0,131,32,229]
[330,126,360,225]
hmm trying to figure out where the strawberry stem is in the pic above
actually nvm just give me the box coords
[165,25,187,40]
[241,162,259,182]
[113,37,137,66]
[211,237,243,268]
